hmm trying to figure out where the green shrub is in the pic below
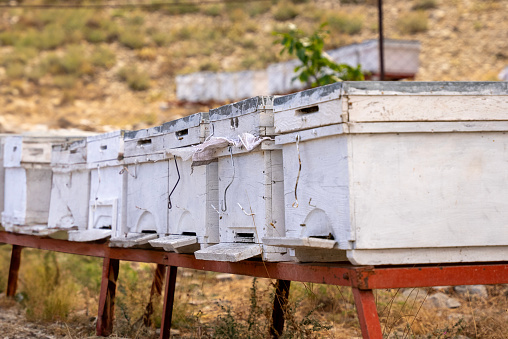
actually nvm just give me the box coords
[162,3,200,15]
[37,24,67,50]
[91,46,116,69]
[0,31,17,46]
[396,11,428,34]
[119,30,146,49]
[202,4,223,17]
[5,62,25,79]
[246,2,271,17]
[273,2,300,21]
[20,251,80,322]
[118,66,151,91]
[85,29,107,43]
[412,0,438,10]
[327,13,363,35]
[151,31,171,46]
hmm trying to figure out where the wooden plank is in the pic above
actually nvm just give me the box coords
[96,257,120,336]
[348,95,508,123]
[351,287,383,339]
[6,245,23,297]
[160,266,178,339]
[270,279,291,338]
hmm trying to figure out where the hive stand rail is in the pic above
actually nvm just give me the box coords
[2,231,508,339]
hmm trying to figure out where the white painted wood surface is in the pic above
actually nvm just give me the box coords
[87,131,125,164]
[167,159,219,247]
[48,140,89,232]
[109,233,158,248]
[2,136,76,229]
[198,144,288,262]
[126,161,168,235]
[89,166,127,237]
[149,235,200,253]
[272,81,508,265]
[194,243,263,262]
[210,96,275,138]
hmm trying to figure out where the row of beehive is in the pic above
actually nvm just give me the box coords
[2,81,508,266]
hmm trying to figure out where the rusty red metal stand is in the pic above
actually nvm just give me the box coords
[6,244,23,298]
[270,279,291,338]
[96,257,120,336]
[160,266,178,339]
[2,232,508,339]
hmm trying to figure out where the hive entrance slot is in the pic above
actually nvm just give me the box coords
[137,139,152,146]
[176,129,188,138]
[70,149,78,154]
[235,232,255,243]
[28,148,44,156]
[296,106,319,114]
[99,225,111,230]
[182,232,197,236]
[141,230,157,234]
[100,145,108,150]
[309,233,334,240]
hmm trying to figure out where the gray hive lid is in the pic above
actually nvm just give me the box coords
[161,112,208,133]
[273,83,343,112]
[274,81,508,112]
[86,130,126,142]
[209,96,274,122]
[124,125,163,141]
[51,138,87,165]
[343,81,508,95]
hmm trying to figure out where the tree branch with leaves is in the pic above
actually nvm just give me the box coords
[274,24,364,88]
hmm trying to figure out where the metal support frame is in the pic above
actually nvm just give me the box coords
[6,245,23,298]
[2,232,508,338]
[160,266,178,339]
[96,257,120,336]
[270,279,291,338]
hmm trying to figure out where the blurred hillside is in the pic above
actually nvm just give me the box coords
[0,0,506,133]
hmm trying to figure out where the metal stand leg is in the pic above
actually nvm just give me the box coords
[352,287,383,339]
[160,266,178,339]
[143,264,166,327]
[6,245,23,298]
[270,279,291,338]
[96,257,120,336]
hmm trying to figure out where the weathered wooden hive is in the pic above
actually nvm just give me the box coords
[149,113,218,254]
[194,96,289,262]
[263,81,508,265]
[2,136,78,235]
[48,139,92,241]
[109,125,167,248]
[87,131,127,243]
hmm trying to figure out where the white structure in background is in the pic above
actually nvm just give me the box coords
[175,39,421,102]
[499,66,508,81]
[48,139,91,240]
[195,96,289,262]
[2,136,79,235]
[264,81,508,265]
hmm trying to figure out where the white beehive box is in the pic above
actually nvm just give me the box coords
[149,113,218,253]
[110,125,168,248]
[194,97,289,262]
[2,136,79,235]
[264,81,508,265]
[48,139,91,240]
[87,131,127,242]
[0,136,6,230]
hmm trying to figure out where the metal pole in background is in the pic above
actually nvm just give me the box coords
[378,0,385,80]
